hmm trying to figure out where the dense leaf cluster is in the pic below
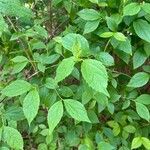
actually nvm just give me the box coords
[0,0,150,149]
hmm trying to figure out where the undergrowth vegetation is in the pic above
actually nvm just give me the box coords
[0,0,150,149]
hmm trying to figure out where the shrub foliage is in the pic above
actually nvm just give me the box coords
[0,0,150,149]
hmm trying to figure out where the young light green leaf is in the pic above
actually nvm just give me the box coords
[1,80,32,97]
[100,32,114,38]
[3,126,23,149]
[133,19,150,43]
[136,102,150,121]
[78,9,101,21]
[107,121,120,136]
[64,99,90,122]
[141,137,150,150]
[55,57,75,82]
[62,33,89,57]
[131,137,142,149]
[123,3,141,16]
[136,94,150,105]
[84,20,100,34]
[127,72,149,88]
[141,3,150,14]
[48,101,63,134]
[133,49,147,69]
[23,89,40,125]
[113,32,126,41]
[81,59,109,96]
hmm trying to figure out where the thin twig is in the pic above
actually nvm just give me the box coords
[7,17,37,72]
[104,39,111,52]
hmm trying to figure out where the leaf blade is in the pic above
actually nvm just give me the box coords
[23,89,40,125]
[1,80,32,97]
[47,101,63,134]
[81,59,109,96]
[55,57,75,82]
[3,126,24,149]
[64,99,90,122]
[136,102,150,121]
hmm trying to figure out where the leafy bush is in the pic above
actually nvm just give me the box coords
[0,0,150,149]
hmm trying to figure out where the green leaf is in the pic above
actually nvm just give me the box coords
[1,80,32,97]
[52,0,62,6]
[141,3,150,14]
[107,121,120,136]
[47,101,63,134]
[131,137,142,149]
[133,49,147,69]
[55,57,75,82]
[11,56,29,74]
[64,99,90,122]
[23,89,40,125]
[124,125,136,133]
[133,19,150,43]
[84,20,100,34]
[136,102,150,121]
[59,86,73,98]
[45,78,58,89]
[98,142,114,150]
[111,38,132,55]
[78,9,101,21]
[127,72,149,88]
[0,14,8,36]
[5,106,24,121]
[0,0,34,19]
[34,25,48,39]
[107,103,114,114]
[38,63,46,73]
[141,137,150,150]
[12,62,28,74]
[3,126,23,149]
[97,52,114,66]
[113,32,126,41]
[62,33,89,57]
[81,59,109,96]
[100,32,114,38]
[38,143,48,150]
[89,0,98,4]
[106,16,118,31]
[123,3,141,16]
[11,56,28,63]
[136,94,150,105]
